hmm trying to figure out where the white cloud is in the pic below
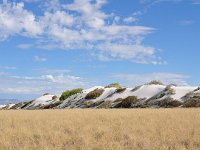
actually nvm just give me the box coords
[113,72,190,86]
[192,0,200,4]
[34,68,71,74]
[17,43,33,49]
[33,56,47,62]
[124,16,137,23]
[0,66,16,70]
[179,20,194,26]
[0,2,43,40]
[140,0,200,4]
[0,74,87,95]
[0,0,163,64]
[97,42,155,61]
[23,0,40,3]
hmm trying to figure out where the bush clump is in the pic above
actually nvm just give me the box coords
[52,95,58,100]
[105,83,121,88]
[148,80,164,85]
[97,101,112,109]
[159,98,182,108]
[83,101,95,108]
[121,96,138,108]
[164,85,175,95]
[60,88,83,101]
[85,88,104,100]
[113,96,138,108]
[183,98,200,107]
[116,88,126,93]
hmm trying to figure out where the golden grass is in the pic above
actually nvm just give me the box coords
[0,109,200,150]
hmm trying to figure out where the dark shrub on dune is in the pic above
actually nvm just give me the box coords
[116,88,126,93]
[60,88,83,101]
[113,96,138,108]
[183,98,200,107]
[85,88,104,100]
[105,83,122,88]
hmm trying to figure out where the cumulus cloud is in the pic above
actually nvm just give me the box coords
[0,2,43,40]
[0,0,163,64]
[113,72,190,86]
[124,16,137,23]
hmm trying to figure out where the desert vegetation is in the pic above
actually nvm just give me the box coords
[0,109,199,150]
[60,88,83,101]
[85,88,104,100]
[105,83,122,88]
[148,80,164,85]
[113,96,138,108]
[116,87,127,93]
[1,83,200,110]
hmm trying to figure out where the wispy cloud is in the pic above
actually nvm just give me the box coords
[0,66,16,70]
[0,74,87,95]
[33,56,47,62]
[113,72,190,86]
[140,0,200,5]
[179,20,194,26]
[17,44,33,49]
[192,0,200,4]
[0,0,164,64]
[34,68,71,74]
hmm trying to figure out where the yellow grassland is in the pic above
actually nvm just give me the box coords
[0,109,199,150]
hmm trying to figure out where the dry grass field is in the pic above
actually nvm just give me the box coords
[0,109,199,150]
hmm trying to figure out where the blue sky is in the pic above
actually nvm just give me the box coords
[0,0,200,101]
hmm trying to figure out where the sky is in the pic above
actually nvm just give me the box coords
[0,0,200,101]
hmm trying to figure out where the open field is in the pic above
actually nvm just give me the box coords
[0,109,200,150]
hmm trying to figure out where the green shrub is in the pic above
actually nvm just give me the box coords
[85,88,104,100]
[183,98,200,107]
[167,100,182,107]
[114,96,138,108]
[60,88,83,101]
[83,101,94,108]
[193,95,200,99]
[105,83,121,88]
[52,95,58,100]
[121,96,138,108]
[165,85,175,95]
[97,101,112,109]
[159,98,182,108]
[116,88,126,93]
[148,80,164,85]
